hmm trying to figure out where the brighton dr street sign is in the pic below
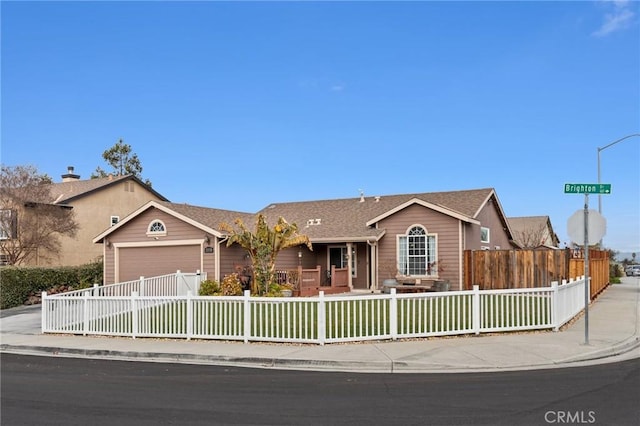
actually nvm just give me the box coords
[564,183,611,194]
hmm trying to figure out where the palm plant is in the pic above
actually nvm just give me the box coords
[220,215,312,295]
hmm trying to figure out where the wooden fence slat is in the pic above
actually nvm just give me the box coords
[464,248,608,299]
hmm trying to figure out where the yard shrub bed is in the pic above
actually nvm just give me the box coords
[0,261,103,309]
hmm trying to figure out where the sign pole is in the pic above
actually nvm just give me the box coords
[565,182,609,345]
[583,194,589,345]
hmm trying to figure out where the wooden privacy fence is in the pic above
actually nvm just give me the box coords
[463,248,609,299]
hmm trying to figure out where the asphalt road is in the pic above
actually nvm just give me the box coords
[1,354,639,425]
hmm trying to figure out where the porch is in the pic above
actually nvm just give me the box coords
[276,265,351,297]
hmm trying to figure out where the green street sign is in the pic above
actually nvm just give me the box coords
[564,183,612,194]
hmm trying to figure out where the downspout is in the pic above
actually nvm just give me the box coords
[459,221,464,291]
[216,236,229,282]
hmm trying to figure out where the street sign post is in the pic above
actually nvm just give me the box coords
[564,183,611,345]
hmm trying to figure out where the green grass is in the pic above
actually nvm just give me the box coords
[85,292,555,339]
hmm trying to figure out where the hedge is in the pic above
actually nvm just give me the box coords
[0,261,103,310]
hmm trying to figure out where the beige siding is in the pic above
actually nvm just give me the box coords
[31,179,164,267]
[377,204,463,290]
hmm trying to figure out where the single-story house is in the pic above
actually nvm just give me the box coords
[94,188,520,293]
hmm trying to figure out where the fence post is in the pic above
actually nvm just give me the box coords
[41,291,48,332]
[131,291,138,339]
[551,281,559,331]
[390,288,398,340]
[195,269,202,295]
[318,291,326,345]
[243,290,251,343]
[138,276,147,296]
[186,291,193,340]
[83,292,89,336]
[473,285,481,335]
[92,283,100,297]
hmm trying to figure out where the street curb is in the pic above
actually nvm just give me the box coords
[2,338,638,374]
[0,343,397,373]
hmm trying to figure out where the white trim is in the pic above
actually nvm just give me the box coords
[310,232,385,243]
[481,226,490,244]
[474,190,516,243]
[146,218,167,237]
[113,239,203,248]
[396,226,439,278]
[366,197,479,227]
[328,244,357,279]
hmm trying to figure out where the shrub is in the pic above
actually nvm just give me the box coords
[198,279,221,296]
[0,261,104,309]
[220,273,243,296]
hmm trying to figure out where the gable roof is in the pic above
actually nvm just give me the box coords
[94,188,517,244]
[93,200,253,242]
[507,215,559,248]
[256,188,500,242]
[45,174,169,204]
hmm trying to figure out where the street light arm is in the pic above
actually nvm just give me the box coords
[597,133,640,152]
[597,133,640,246]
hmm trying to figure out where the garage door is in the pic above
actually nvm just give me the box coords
[118,245,201,282]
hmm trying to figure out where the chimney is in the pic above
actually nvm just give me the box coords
[359,189,365,203]
[61,166,80,182]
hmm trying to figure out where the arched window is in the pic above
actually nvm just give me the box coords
[397,225,437,276]
[147,219,167,237]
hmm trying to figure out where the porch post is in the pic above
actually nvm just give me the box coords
[369,241,377,291]
[347,242,353,290]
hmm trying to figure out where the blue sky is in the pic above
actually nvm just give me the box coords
[2,1,639,255]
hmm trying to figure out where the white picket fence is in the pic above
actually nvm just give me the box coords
[41,275,587,345]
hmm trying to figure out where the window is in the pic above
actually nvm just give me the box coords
[110,216,119,226]
[398,225,437,276]
[329,246,357,277]
[481,227,490,244]
[147,219,167,237]
[0,210,15,240]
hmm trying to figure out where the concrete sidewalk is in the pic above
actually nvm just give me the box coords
[1,277,638,373]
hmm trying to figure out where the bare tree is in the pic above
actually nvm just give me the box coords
[0,165,79,265]
[91,138,151,185]
[512,222,553,249]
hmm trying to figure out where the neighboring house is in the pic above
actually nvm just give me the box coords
[18,167,169,267]
[94,188,519,292]
[507,216,560,249]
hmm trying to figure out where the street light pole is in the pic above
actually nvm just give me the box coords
[597,133,640,245]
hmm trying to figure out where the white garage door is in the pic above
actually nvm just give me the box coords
[118,245,201,282]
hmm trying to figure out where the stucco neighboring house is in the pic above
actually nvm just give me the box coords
[94,188,519,292]
[24,167,169,267]
[507,216,560,249]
